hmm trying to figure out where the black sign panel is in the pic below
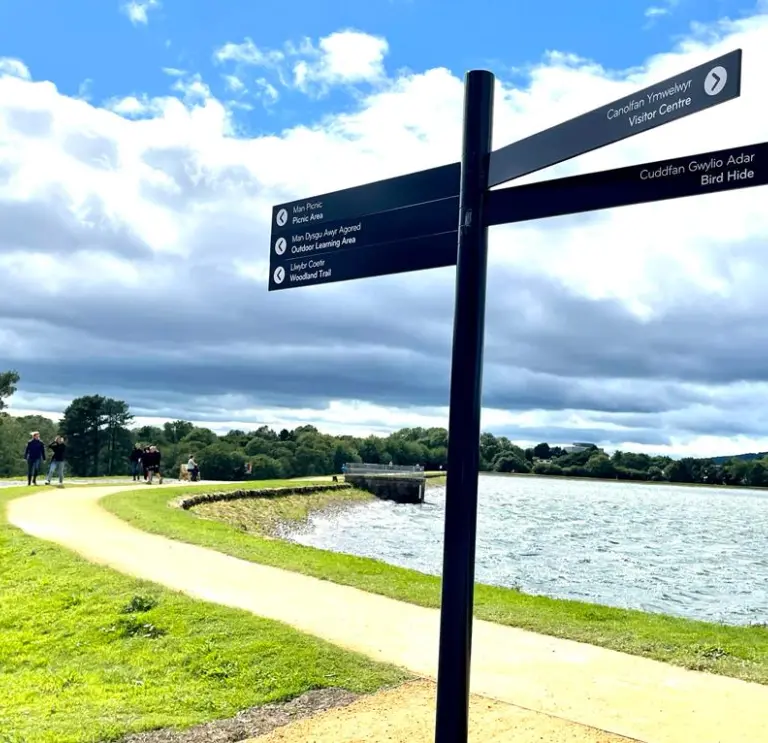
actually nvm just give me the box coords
[271,162,460,231]
[268,231,457,291]
[488,49,742,188]
[270,196,459,262]
[486,141,767,226]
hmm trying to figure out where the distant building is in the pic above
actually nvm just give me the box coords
[560,442,596,453]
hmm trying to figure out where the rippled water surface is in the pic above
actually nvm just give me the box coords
[285,475,768,624]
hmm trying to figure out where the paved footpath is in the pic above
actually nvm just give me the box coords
[8,485,768,743]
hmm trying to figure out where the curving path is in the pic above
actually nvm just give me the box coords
[8,485,768,743]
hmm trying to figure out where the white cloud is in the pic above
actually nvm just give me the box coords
[2,13,768,457]
[76,78,93,101]
[0,57,31,80]
[213,29,389,97]
[213,38,284,67]
[121,0,160,25]
[254,77,279,104]
[222,74,246,94]
[291,30,389,93]
[171,73,213,103]
[645,0,678,18]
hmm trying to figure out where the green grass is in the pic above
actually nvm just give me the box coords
[191,486,373,536]
[102,480,768,686]
[0,486,410,743]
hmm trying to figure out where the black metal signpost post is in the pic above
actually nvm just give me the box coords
[266,48,761,743]
[433,69,494,743]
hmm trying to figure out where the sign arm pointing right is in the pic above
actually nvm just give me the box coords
[487,49,742,187]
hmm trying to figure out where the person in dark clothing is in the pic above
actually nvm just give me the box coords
[142,446,151,481]
[44,436,67,486]
[144,446,163,485]
[24,432,46,486]
[129,445,143,481]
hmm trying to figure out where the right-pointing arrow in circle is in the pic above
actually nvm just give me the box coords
[705,65,727,96]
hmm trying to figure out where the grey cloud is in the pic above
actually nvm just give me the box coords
[4,244,768,439]
[493,425,673,448]
[485,266,768,387]
[595,408,768,439]
[0,188,153,260]
[139,147,264,210]
[3,144,768,449]
[62,131,119,170]
[5,108,53,137]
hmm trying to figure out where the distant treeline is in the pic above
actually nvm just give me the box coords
[510,442,768,487]
[0,370,764,485]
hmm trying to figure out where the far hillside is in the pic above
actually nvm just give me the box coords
[711,452,768,464]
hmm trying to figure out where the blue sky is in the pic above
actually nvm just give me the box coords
[1,1,768,456]
[0,0,756,132]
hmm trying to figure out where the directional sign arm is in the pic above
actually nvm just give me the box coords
[487,49,742,188]
[271,162,460,229]
[268,231,458,291]
[485,141,767,227]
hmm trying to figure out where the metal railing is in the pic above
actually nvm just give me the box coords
[343,462,425,476]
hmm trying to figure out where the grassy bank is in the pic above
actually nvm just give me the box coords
[103,480,768,685]
[0,486,409,743]
[190,484,373,536]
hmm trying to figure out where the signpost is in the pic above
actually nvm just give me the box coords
[487,48,742,187]
[266,48,760,743]
[269,195,459,290]
[485,140,768,226]
[269,50,742,292]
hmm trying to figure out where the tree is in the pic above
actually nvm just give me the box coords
[532,442,551,460]
[585,453,616,479]
[60,395,107,476]
[198,444,247,481]
[103,398,133,475]
[0,370,20,412]
[181,427,218,447]
[60,395,131,476]
[133,425,165,446]
[249,454,284,480]
[493,453,531,473]
[163,420,194,443]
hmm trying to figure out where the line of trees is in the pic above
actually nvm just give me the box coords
[1,369,766,486]
[497,440,768,488]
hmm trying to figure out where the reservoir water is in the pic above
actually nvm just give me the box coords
[284,474,768,625]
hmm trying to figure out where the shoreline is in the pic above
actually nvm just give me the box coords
[188,484,374,539]
[477,470,768,493]
[103,480,768,687]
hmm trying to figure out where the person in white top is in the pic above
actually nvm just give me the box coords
[186,455,199,482]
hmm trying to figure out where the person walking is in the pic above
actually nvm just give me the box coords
[142,446,151,481]
[145,446,163,485]
[186,455,200,482]
[129,444,143,482]
[44,436,67,486]
[24,431,46,486]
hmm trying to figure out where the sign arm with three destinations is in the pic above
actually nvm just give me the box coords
[267,46,765,743]
[268,49,745,291]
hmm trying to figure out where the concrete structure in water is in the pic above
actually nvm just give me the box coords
[343,463,426,504]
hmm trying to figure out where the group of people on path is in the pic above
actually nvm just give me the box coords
[24,431,67,486]
[129,444,164,484]
[22,433,199,487]
[128,445,200,483]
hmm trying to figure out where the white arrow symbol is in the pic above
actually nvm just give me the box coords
[276,208,288,227]
[704,66,727,96]
[274,237,287,255]
[273,266,285,284]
